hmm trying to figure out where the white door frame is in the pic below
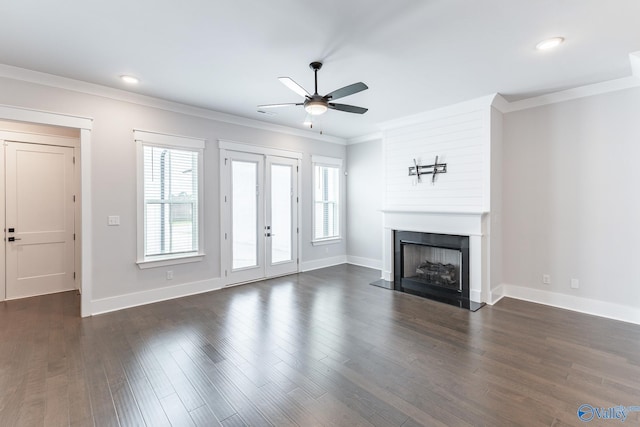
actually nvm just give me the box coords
[0,105,92,317]
[219,140,302,286]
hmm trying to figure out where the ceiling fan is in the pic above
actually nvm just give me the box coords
[258,62,368,116]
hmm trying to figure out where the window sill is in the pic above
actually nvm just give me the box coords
[311,238,342,246]
[137,253,205,269]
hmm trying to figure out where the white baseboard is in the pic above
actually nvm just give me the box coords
[487,284,506,305]
[91,277,222,316]
[346,256,382,270]
[300,255,348,272]
[494,283,640,325]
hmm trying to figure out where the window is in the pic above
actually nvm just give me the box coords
[135,130,205,268]
[312,155,342,243]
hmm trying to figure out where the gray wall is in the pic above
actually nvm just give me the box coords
[0,76,346,302]
[346,139,383,266]
[502,87,640,307]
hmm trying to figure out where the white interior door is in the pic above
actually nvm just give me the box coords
[265,157,298,277]
[5,142,75,299]
[222,149,299,285]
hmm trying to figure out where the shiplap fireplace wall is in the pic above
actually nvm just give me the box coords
[379,95,504,304]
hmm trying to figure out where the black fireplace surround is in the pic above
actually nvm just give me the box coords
[394,230,483,311]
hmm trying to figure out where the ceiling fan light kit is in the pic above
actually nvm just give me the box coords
[258,61,368,119]
[305,99,328,115]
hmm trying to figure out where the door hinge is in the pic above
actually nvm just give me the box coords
[73,195,76,202]
[224,195,227,203]
[296,166,299,172]
[225,270,228,277]
[297,227,299,234]
[224,232,227,240]
[73,233,76,240]
[73,156,75,164]
[225,158,228,165]
[297,258,299,265]
[73,272,76,279]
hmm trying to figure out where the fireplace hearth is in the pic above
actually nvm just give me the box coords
[394,230,483,311]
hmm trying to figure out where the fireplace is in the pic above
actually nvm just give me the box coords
[394,230,483,311]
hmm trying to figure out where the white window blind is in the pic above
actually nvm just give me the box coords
[135,130,204,266]
[143,146,199,257]
[312,156,341,241]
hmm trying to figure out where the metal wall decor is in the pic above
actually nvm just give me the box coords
[408,156,447,183]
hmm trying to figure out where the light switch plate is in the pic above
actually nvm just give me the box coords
[108,216,120,226]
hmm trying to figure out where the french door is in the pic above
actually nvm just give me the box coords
[221,149,299,285]
[4,141,75,299]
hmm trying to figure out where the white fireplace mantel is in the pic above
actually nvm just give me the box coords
[381,210,489,303]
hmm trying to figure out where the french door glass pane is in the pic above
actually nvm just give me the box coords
[232,160,258,269]
[271,164,292,264]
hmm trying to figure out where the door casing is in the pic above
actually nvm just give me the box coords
[0,130,80,302]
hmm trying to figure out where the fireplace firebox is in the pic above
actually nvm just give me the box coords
[394,231,483,311]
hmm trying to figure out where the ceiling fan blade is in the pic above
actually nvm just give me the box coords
[278,77,310,98]
[257,103,302,109]
[324,82,368,101]
[328,103,368,114]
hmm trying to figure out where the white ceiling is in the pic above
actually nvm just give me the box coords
[1,0,639,140]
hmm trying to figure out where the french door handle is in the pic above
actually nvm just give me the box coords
[7,237,21,242]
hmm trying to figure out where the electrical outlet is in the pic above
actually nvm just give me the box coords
[571,278,579,289]
[107,215,120,226]
[542,274,551,285]
[166,270,173,280]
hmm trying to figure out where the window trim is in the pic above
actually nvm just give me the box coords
[135,130,205,268]
[311,155,343,244]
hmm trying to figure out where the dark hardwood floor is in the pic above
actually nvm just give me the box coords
[1,264,639,426]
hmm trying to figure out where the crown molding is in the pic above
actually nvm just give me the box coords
[346,132,383,145]
[0,63,347,145]
[497,76,640,113]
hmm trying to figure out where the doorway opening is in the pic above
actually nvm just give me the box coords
[0,118,88,315]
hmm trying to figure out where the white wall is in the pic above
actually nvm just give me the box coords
[502,87,640,313]
[383,108,490,212]
[346,139,383,268]
[0,76,346,312]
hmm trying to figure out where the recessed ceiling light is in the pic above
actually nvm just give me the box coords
[120,75,139,84]
[536,37,565,51]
